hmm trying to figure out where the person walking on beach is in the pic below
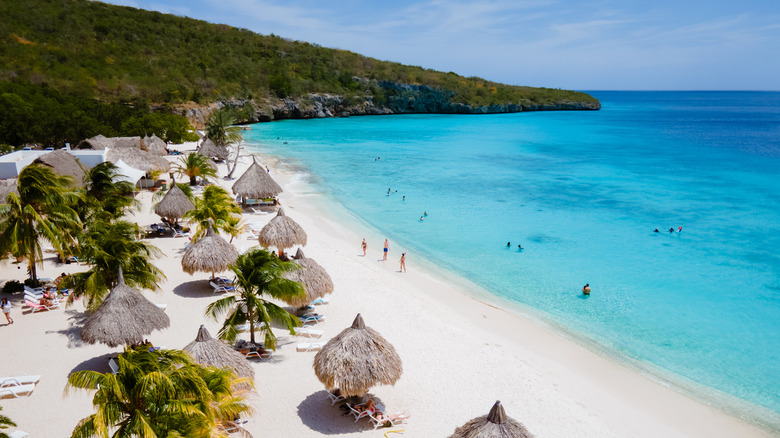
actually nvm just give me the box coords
[1,298,12,324]
[383,239,389,261]
[361,238,367,256]
[400,253,407,273]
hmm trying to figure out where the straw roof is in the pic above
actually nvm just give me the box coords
[154,179,194,219]
[450,401,534,438]
[313,314,402,397]
[76,134,113,150]
[198,138,229,160]
[113,136,145,149]
[257,209,307,251]
[183,325,254,379]
[143,135,168,156]
[0,179,18,201]
[282,249,333,308]
[181,225,239,275]
[80,269,170,347]
[33,150,87,187]
[231,156,283,199]
[107,146,170,172]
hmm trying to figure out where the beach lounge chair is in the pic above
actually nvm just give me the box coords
[209,281,234,293]
[299,314,325,326]
[326,389,345,405]
[154,303,167,311]
[8,430,29,438]
[310,297,330,305]
[244,350,272,360]
[172,228,189,238]
[0,373,40,388]
[369,411,410,430]
[0,383,35,398]
[23,285,43,295]
[296,342,324,352]
[251,207,269,215]
[24,291,44,301]
[294,327,324,338]
[347,401,382,422]
[108,358,119,374]
[24,299,54,313]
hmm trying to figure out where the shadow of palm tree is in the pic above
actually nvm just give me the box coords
[47,309,89,348]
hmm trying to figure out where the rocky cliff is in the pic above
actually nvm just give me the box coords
[182,80,600,128]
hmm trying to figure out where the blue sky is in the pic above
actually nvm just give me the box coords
[103,0,780,90]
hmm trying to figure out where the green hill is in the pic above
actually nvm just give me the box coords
[0,0,600,147]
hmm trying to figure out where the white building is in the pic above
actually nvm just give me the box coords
[0,148,107,180]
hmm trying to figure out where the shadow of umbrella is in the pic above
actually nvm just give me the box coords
[69,352,116,375]
[296,390,379,435]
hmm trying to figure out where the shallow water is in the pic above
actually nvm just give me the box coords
[243,91,780,419]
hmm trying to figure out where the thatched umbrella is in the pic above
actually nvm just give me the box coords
[154,178,194,222]
[107,146,170,173]
[231,156,283,202]
[198,138,229,161]
[76,134,113,150]
[183,325,254,380]
[282,248,333,308]
[450,400,534,438]
[81,268,170,348]
[143,135,168,156]
[181,225,239,279]
[34,150,87,187]
[313,314,402,397]
[257,208,307,254]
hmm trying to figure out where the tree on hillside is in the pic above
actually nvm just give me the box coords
[66,348,251,437]
[0,164,81,283]
[206,249,304,350]
[183,185,241,239]
[63,220,164,311]
[174,152,218,186]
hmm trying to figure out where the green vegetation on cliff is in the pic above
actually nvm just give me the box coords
[0,0,599,147]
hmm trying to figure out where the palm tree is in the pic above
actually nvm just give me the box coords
[63,220,165,311]
[184,185,241,239]
[205,108,242,147]
[0,406,17,438]
[206,249,304,350]
[0,164,81,283]
[66,348,251,438]
[174,152,218,186]
[82,162,138,221]
[223,214,247,243]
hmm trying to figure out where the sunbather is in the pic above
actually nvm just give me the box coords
[353,399,377,413]
[373,411,409,423]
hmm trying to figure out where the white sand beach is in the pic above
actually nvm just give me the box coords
[0,146,773,437]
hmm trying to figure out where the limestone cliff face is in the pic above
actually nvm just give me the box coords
[180,80,600,126]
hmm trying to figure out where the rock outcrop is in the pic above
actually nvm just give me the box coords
[178,79,600,126]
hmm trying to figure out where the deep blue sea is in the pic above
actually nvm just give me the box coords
[244,91,780,423]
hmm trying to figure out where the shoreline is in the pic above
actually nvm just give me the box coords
[252,146,778,437]
[0,144,773,437]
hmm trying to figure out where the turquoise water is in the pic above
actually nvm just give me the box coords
[243,91,780,422]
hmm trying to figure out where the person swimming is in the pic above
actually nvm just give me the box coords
[507,242,511,247]
[669,227,674,233]
[654,228,659,233]
[582,283,591,295]
[420,216,424,221]
[402,196,406,201]
[678,226,683,232]
[423,211,428,216]
[518,244,522,250]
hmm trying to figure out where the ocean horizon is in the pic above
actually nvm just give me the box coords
[243,90,780,428]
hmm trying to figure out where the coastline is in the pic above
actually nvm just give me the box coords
[0,144,773,437]
[252,146,777,437]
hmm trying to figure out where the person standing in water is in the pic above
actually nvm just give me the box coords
[506,242,511,248]
[582,284,591,296]
[361,238,367,256]
[383,239,389,261]
[400,253,406,273]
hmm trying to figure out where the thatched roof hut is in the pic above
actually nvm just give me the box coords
[257,209,307,252]
[231,156,282,200]
[313,314,402,397]
[76,134,113,150]
[143,135,168,156]
[0,179,19,201]
[154,179,194,220]
[80,268,170,347]
[113,136,145,149]
[33,150,87,187]
[198,138,229,161]
[107,146,170,172]
[449,401,534,438]
[282,249,333,308]
[182,225,239,278]
[184,325,254,380]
